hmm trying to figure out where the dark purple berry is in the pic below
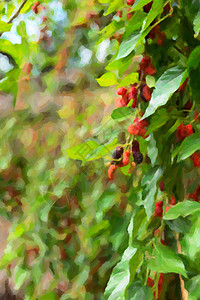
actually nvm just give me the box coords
[133,152,143,164]
[112,146,124,159]
[132,140,140,153]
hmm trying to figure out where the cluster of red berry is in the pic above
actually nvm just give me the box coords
[128,117,149,138]
[116,55,156,110]
[147,273,165,299]
[107,140,144,180]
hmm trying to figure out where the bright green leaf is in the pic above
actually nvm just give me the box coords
[104,247,137,300]
[96,72,118,86]
[118,72,139,87]
[164,201,200,220]
[194,11,200,37]
[66,141,99,161]
[82,138,118,165]
[116,31,140,60]
[149,242,187,277]
[142,67,187,119]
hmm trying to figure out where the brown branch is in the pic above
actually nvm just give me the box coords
[8,0,28,24]
[176,233,188,300]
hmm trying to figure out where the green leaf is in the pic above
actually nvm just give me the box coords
[127,282,153,300]
[38,292,57,300]
[106,56,133,77]
[99,20,123,42]
[147,108,169,133]
[182,217,200,260]
[185,275,200,300]
[187,46,200,70]
[148,242,187,277]
[194,11,200,37]
[146,75,156,88]
[14,266,30,290]
[66,141,99,161]
[118,73,139,87]
[141,167,163,219]
[104,0,123,16]
[116,31,140,60]
[142,0,164,32]
[111,107,134,120]
[104,247,137,300]
[131,0,153,11]
[123,11,146,39]
[142,67,187,119]
[82,138,118,165]
[0,21,12,32]
[96,72,118,86]
[0,40,22,65]
[164,201,200,220]
[88,220,110,237]
[176,133,200,162]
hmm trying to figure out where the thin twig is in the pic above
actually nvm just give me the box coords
[8,0,28,23]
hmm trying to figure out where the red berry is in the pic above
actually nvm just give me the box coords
[159,181,165,192]
[155,201,163,218]
[188,185,200,202]
[178,78,188,92]
[169,194,176,205]
[143,1,153,13]
[177,123,193,140]
[108,165,118,180]
[127,0,135,5]
[139,56,156,75]
[127,8,134,20]
[132,140,140,152]
[191,152,200,168]
[122,151,131,166]
[22,62,33,75]
[142,85,152,101]
[139,56,151,71]
[128,117,148,138]
[31,1,40,14]
[128,87,138,108]
[184,100,192,110]
[117,87,127,96]
[158,273,164,289]
[162,3,170,15]
[147,277,154,288]
[154,228,161,237]
[165,205,171,213]
[147,24,160,40]
[157,31,166,46]
[116,10,122,18]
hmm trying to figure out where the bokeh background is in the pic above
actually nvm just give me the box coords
[0,0,134,299]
